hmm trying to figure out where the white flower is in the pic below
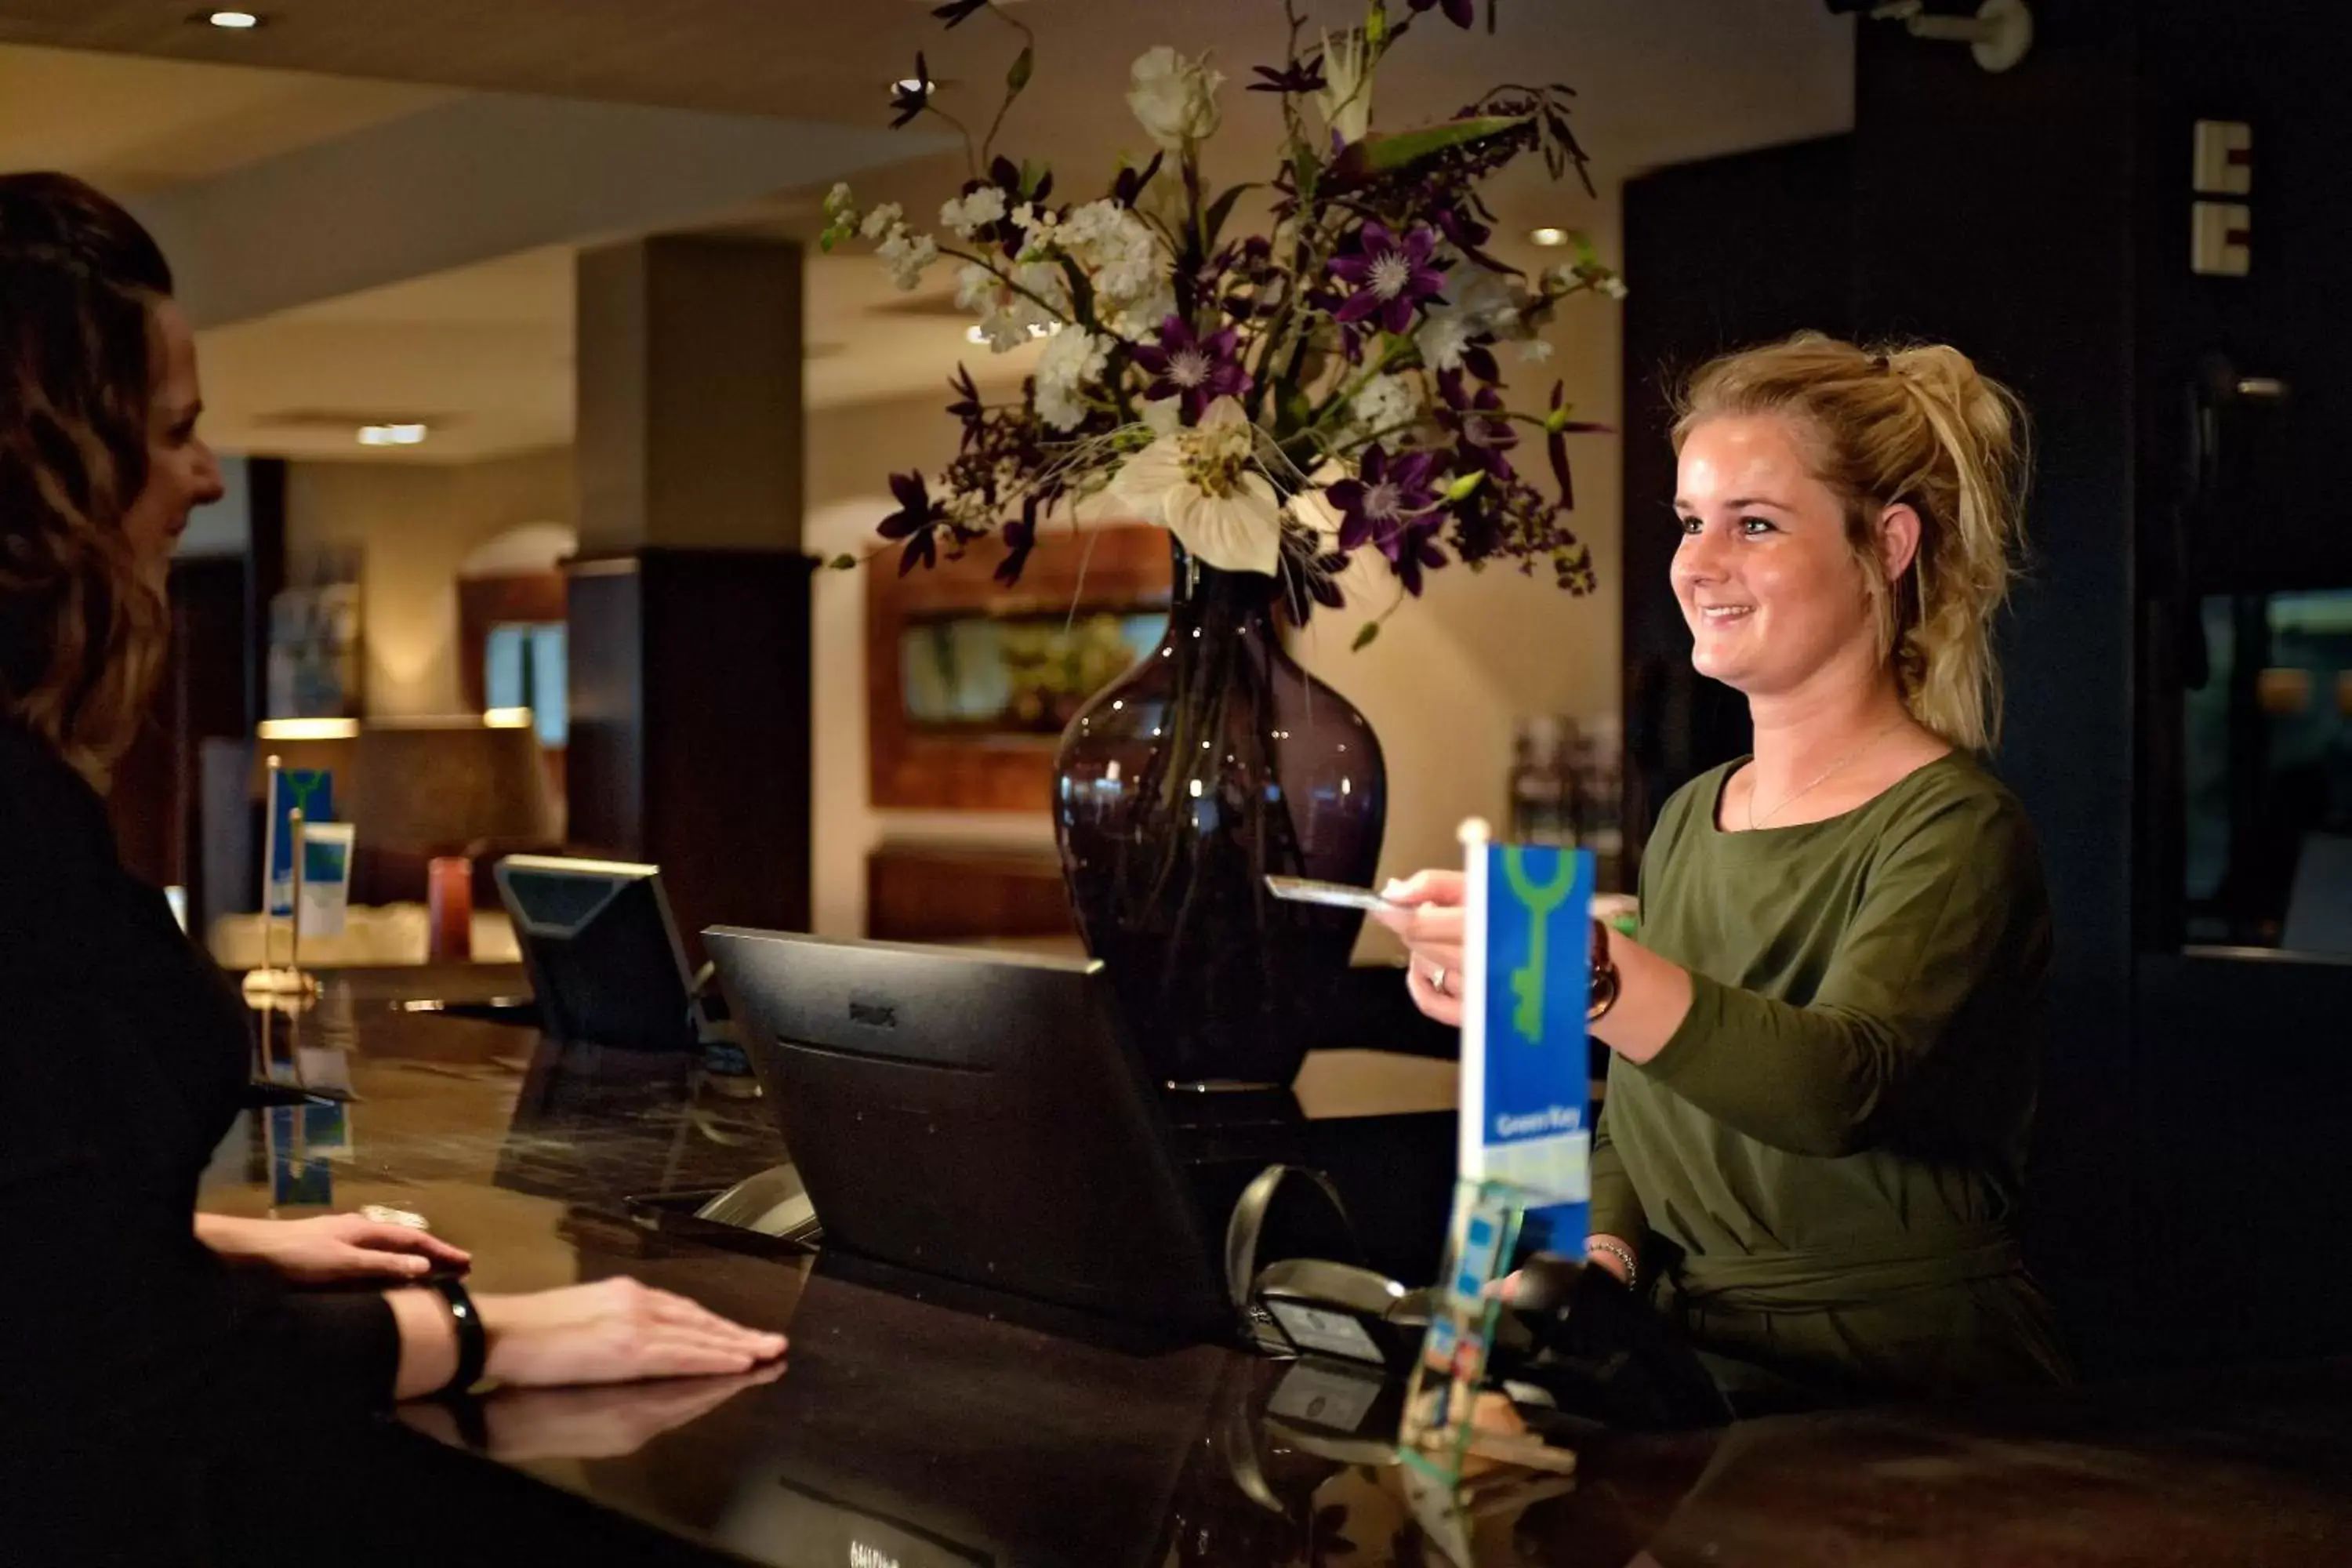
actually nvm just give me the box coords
[875,226,939,291]
[955,260,1065,350]
[1516,337,1557,365]
[1008,202,1061,260]
[1414,310,1475,374]
[1601,275,1630,301]
[1105,397,1281,575]
[824,183,855,220]
[1288,462,1349,539]
[1035,328,1109,431]
[1316,30,1374,145]
[1352,374,1422,438]
[938,186,1008,238]
[860,202,905,241]
[1141,397,1184,437]
[1106,283,1178,343]
[1127,45,1225,151]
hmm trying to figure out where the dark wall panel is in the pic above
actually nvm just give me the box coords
[1848,0,2143,1371]
[1620,135,1853,867]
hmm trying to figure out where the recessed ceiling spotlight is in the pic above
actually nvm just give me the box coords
[197,9,264,28]
[356,423,429,447]
[1528,227,1573,249]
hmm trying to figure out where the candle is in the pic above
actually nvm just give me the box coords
[428,855,474,962]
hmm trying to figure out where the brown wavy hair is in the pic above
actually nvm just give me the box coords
[1671,333,2031,751]
[0,172,176,788]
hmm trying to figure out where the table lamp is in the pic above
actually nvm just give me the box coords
[346,713,557,960]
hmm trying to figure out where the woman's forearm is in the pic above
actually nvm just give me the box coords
[193,1212,259,1252]
[1589,926,1694,1065]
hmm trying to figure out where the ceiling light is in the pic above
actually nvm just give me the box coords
[199,10,263,27]
[257,717,359,741]
[356,423,429,447]
[895,77,935,96]
[964,322,1058,344]
[1529,227,1573,249]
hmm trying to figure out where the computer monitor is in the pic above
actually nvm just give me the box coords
[704,927,1232,1338]
[495,855,704,1051]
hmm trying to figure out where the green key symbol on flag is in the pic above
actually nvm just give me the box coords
[1501,848,1578,1044]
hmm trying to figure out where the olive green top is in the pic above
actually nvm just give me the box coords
[1592,751,2072,1403]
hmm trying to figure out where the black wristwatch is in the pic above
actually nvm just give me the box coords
[430,1274,488,1399]
[1588,916,1621,1024]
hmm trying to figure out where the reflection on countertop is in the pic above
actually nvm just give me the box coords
[198,970,2352,1568]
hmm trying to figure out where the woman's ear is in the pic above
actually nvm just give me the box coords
[1876,502,1922,585]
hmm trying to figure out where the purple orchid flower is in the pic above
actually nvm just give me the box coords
[878,469,944,574]
[994,496,1040,588]
[1544,380,1613,510]
[889,54,933,129]
[1409,0,1478,28]
[1438,368,1521,482]
[1249,58,1328,96]
[1390,521,1450,597]
[1328,222,1449,336]
[1323,442,1443,554]
[1131,316,1254,422]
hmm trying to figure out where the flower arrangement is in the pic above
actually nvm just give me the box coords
[824,0,1620,650]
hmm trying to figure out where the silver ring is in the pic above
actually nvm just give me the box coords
[1427,963,1449,995]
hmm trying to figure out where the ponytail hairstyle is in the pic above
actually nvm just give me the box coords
[0,172,177,789]
[1671,332,2030,752]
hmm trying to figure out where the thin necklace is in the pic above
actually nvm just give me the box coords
[1747,716,1909,831]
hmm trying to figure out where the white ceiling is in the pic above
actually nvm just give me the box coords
[0,3,1854,463]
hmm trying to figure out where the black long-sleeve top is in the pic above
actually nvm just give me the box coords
[0,720,396,1557]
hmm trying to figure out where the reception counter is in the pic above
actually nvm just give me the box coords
[191,968,2352,1568]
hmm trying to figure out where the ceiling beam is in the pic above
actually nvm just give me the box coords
[132,92,949,327]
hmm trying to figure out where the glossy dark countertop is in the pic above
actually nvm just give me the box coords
[200,968,2352,1568]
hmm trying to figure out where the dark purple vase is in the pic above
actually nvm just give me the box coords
[1052,544,1386,1087]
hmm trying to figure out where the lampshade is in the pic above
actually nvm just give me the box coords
[248,718,361,800]
[344,717,557,855]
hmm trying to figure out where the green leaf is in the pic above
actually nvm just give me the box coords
[829,554,859,571]
[1201,183,1262,255]
[1328,115,1532,187]
[1351,621,1381,652]
[1277,383,1317,441]
[1445,470,1487,503]
[1007,45,1033,93]
[1365,0,1390,49]
[1019,158,1047,198]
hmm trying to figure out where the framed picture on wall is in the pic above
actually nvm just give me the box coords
[266,546,364,719]
[868,524,1171,811]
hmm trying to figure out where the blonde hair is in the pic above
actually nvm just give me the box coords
[1671,332,2029,752]
[0,172,176,789]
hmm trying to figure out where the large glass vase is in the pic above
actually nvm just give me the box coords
[1053,544,1386,1087]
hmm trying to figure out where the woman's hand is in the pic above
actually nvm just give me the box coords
[195,1212,470,1285]
[1370,869,1467,1027]
[475,1278,788,1388]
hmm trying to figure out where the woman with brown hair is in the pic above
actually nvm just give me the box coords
[1381,332,2072,1407]
[0,173,783,1549]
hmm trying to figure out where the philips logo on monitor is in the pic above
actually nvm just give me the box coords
[848,994,899,1029]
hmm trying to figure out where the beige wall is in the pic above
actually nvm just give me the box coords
[803,194,1627,940]
[285,447,575,717]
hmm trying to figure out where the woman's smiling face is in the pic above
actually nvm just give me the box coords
[1671,412,1896,701]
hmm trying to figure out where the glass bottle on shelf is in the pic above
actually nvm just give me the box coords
[1509,715,1577,848]
[1573,713,1625,892]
